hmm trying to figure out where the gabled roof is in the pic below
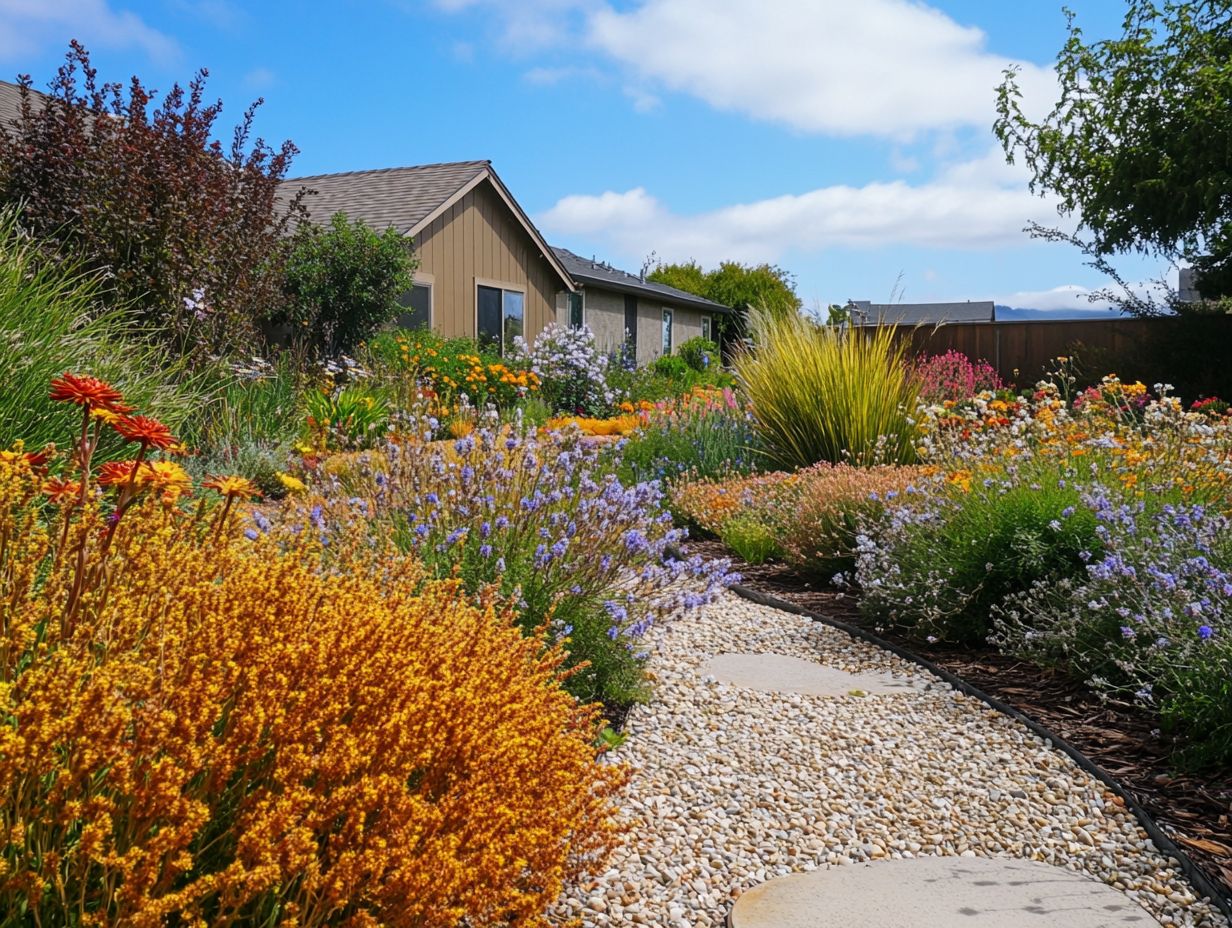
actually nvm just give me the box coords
[552,247,731,313]
[848,300,995,326]
[280,161,575,291]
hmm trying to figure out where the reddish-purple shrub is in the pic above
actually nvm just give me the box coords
[914,350,1002,402]
[0,42,305,361]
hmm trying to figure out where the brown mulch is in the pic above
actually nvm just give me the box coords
[687,539,1232,905]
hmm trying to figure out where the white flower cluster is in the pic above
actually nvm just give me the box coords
[514,323,615,414]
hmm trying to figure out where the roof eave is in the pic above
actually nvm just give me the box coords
[573,274,731,313]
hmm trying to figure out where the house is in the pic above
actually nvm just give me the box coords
[282,161,730,364]
[552,247,729,363]
[846,300,996,326]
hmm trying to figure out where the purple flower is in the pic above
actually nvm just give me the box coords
[1198,624,1214,640]
[243,528,260,541]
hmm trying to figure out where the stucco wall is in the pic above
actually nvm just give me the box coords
[553,286,718,366]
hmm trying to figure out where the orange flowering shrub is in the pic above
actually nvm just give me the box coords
[673,463,929,577]
[0,375,624,927]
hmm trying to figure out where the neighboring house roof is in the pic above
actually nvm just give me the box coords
[552,247,731,314]
[848,300,995,326]
[280,160,575,291]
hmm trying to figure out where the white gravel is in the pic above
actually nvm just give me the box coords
[552,591,1230,928]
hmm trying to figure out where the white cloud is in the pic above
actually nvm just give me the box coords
[0,0,179,64]
[996,284,1102,311]
[537,152,1061,266]
[243,66,276,90]
[586,0,1056,138]
[428,0,595,52]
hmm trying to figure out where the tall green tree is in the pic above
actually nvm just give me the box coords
[994,1,1232,305]
[647,259,801,339]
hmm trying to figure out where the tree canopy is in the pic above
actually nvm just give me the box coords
[646,259,801,337]
[994,1,1232,301]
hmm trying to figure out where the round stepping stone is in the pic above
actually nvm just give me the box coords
[701,652,929,697]
[729,857,1163,927]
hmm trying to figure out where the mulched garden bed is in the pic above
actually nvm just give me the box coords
[686,538,1232,905]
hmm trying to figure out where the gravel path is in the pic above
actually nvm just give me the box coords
[553,592,1229,928]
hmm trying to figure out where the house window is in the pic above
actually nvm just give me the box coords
[567,291,584,329]
[661,308,673,356]
[477,284,524,355]
[701,314,712,342]
[396,283,432,330]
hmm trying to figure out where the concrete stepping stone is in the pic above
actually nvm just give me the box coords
[729,856,1163,927]
[701,652,929,697]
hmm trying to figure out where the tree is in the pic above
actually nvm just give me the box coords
[0,42,304,359]
[646,259,801,340]
[994,1,1232,305]
[279,212,417,358]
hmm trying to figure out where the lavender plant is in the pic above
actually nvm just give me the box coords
[993,492,1231,767]
[332,422,735,707]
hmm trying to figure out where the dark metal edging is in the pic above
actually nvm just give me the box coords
[719,577,1232,924]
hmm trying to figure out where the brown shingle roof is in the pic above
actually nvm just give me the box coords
[552,247,731,313]
[280,160,491,235]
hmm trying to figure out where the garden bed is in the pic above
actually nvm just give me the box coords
[686,537,1232,906]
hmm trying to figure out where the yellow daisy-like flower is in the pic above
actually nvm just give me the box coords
[203,474,263,500]
[136,460,193,496]
[276,471,307,493]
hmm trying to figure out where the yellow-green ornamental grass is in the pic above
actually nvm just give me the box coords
[734,307,920,469]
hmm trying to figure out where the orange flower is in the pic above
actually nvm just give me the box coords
[113,415,178,451]
[49,373,131,413]
[42,476,81,503]
[202,475,262,500]
[97,460,140,486]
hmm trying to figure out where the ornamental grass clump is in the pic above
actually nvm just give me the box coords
[734,308,920,469]
[0,374,624,927]
[334,422,736,707]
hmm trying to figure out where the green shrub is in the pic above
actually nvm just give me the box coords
[0,208,210,461]
[278,212,416,358]
[651,354,690,379]
[858,466,1102,644]
[676,336,720,372]
[735,308,920,469]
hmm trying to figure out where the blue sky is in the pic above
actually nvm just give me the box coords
[0,0,1168,311]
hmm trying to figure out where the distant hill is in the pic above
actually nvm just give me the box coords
[994,305,1131,321]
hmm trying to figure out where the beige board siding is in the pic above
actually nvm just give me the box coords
[412,179,560,342]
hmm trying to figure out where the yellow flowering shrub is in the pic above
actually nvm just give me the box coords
[0,376,624,928]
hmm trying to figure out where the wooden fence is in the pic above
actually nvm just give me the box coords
[888,316,1232,390]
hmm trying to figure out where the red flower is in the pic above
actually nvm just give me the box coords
[49,374,131,413]
[113,415,178,451]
